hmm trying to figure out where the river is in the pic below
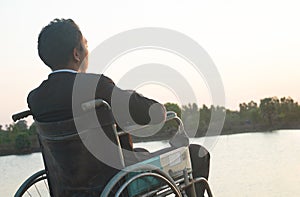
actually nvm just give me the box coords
[1,130,299,196]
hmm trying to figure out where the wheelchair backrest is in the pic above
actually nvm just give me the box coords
[35,107,125,196]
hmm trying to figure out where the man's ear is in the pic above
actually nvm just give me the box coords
[73,47,81,62]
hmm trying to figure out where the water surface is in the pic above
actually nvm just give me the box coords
[1,130,299,196]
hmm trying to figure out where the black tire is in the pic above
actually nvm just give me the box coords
[14,170,49,197]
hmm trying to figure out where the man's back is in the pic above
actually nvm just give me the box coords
[28,72,110,122]
[28,71,165,127]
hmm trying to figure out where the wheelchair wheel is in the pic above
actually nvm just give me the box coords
[14,170,49,197]
[101,164,182,197]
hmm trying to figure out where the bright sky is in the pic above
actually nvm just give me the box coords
[1,0,300,126]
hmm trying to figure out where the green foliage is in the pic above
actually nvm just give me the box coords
[163,103,182,135]
[0,131,11,144]
[13,120,28,132]
[164,103,181,118]
[1,96,300,150]
[0,121,37,154]
[260,97,277,126]
[15,133,31,150]
[29,123,37,135]
[160,97,300,136]
[182,103,200,134]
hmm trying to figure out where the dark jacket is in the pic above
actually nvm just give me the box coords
[27,72,165,125]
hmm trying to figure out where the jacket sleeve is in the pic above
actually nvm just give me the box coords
[97,75,166,127]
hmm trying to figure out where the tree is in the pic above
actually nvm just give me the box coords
[282,97,299,123]
[239,102,247,113]
[162,103,182,135]
[29,123,37,134]
[15,133,31,151]
[13,120,28,132]
[199,104,211,128]
[259,97,277,126]
[5,124,13,132]
[249,108,260,128]
[182,103,200,135]
[164,103,181,118]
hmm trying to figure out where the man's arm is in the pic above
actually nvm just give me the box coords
[129,89,166,125]
[97,75,166,127]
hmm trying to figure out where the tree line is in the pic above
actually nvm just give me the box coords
[0,120,39,155]
[0,96,300,154]
[163,96,300,137]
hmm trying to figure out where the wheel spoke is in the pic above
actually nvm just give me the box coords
[43,179,49,192]
[26,190,32,197]
[15,170,49,197]
[34,184,42,197]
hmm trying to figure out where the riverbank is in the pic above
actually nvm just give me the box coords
[1,126,299,156]
[3,96,300,156]
[0,135,40,156]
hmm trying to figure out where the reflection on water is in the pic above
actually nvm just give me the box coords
[1,130,300,196]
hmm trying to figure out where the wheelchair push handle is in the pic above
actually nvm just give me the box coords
[11,99,109,122]
[81,99,111,112]
[12,110,32,122]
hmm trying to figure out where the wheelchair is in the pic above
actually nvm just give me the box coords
[12,99,213,197]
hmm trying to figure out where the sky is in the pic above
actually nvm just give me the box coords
[1,0,300,126]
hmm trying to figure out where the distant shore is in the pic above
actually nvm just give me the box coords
[2,96,300,156]
[1,127,299,157]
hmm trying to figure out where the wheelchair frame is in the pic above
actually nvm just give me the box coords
[13,99,213,197]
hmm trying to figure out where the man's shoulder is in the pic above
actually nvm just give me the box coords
[27,80,48,108]
[27,79,48,99]
[77,73,115,84]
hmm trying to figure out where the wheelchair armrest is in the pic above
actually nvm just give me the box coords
[166,111,177,121]
[119,111,189,147]
[118,111,181,135]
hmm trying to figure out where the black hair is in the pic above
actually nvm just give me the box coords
[38,18,83,70]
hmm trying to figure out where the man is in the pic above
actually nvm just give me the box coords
[28,18,165,126]
[28,18,209,196]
